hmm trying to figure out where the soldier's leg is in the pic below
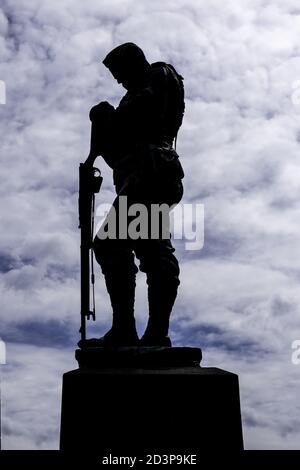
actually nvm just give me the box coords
[129,179,182,347]
[134,237,180,347]
[92,198,139,346]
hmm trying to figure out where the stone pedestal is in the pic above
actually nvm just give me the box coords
[60,347,243,452]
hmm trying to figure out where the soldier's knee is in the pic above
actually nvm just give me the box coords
[138,248,180,281]
[92,236,110,268]
[159,257,180,283]
[93,235,138,276]
[93,234,107,256]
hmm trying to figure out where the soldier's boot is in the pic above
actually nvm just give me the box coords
[98,273,139,347]
[140,276,179,347]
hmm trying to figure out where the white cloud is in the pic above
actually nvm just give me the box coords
[2,343,75,450]
[1,0,300,449]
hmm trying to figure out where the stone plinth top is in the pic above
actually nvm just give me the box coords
[75,346,202,369]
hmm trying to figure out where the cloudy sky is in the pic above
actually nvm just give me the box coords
[1,0,300,450]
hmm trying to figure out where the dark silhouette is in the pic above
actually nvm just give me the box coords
[84,43,185,347]
[61,44,244,458]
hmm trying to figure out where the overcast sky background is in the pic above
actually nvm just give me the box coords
[1,0,300,449]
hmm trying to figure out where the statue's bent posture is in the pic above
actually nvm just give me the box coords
[85,43,185,347]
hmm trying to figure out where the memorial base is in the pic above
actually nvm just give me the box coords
[60,347,243,452]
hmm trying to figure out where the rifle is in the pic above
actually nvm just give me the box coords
[78,162,102,341]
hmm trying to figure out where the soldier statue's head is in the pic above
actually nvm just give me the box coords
[102,42,151,90]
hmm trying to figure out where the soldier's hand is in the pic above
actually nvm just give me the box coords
[89,101,114,122]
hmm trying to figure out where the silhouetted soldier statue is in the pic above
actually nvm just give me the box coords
[85,43,185,347]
